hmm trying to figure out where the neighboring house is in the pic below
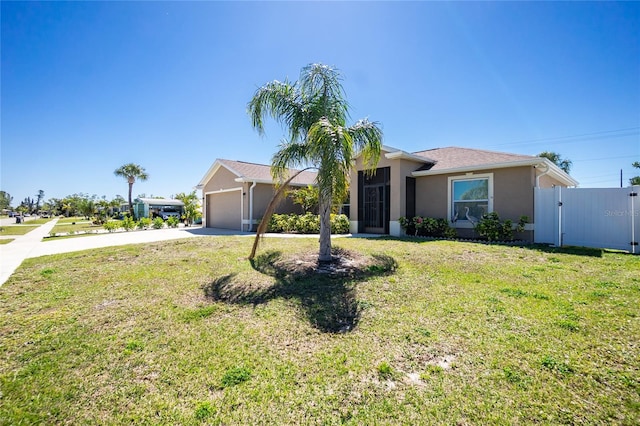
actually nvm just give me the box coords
[122,198,185,220]
[196,159,317,231]
[350,146,578,240]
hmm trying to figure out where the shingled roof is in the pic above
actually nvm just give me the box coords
[198,159,317,187]
[412,147,537,171]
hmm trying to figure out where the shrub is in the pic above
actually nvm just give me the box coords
[475,212,527,241]
[103,221,120,233]
[399,216,457,238]
[121,216,136,231]
[152,217,165,229]
[137,217,151,230]
[398,216,415,236]
[331,213,350,234]
[267,213,349,234]
[167,216,180,228]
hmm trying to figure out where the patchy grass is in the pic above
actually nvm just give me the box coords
[0,238,14,244]
[22,218,54,225]
[0,237,638,425]
[49,221,104,235]
[55,216,89,224]
[0,225,38,236]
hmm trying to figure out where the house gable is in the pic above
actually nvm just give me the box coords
[198,158,317,231]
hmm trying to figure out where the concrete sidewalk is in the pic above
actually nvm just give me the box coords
[0,218,60,285]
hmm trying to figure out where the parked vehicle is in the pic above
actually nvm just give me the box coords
[161,211,181,221]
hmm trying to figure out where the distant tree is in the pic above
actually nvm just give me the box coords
[18,197,34,214]
[538,151,572,174]
[35,190,45,213]
[175,191,201,225]
[78,198,96,220]
[630,161,640,186]
[0,191,12,210]
[110,195,126,216]
[114,163,149,218]
[48,198,62,216]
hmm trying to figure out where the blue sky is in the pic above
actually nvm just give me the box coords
[2,1,639,205]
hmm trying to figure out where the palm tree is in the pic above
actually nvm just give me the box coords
[248,63,383,262]
[114,163,149,218]
[35,190,45,213]
[175,191,200,225]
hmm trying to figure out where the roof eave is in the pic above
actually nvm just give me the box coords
[384,150,436,163]
[411,158,579,187]
[233,177,314,187]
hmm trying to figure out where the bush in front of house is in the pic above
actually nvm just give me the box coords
[152,217,165,229]
[266,213,350,234]
[103,221,120,233]
[121,216,136,231]
[137,217,152,230]
[399,216,457,238]
[167,216,180,228]
[475,212,528,241]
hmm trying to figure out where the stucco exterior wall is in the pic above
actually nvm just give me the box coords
[415,166,536,222]
[203,166,242,194]
[538,173,567,188]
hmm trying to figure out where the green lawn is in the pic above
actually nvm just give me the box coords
[0,225,38,236]
[19,217,53,226]
[0,237,638,425]
[50,219,105,236]
[55,216,88,224]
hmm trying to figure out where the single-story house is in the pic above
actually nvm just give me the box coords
[122,197,185,220]
[197,147,577,240]
[196,159,317,231]
[350,146,578,240]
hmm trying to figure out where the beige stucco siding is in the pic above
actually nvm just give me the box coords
[538,173,567,188]
[415,166,536,222]
[414,174,449,219]
[493,167,535,221]
[203,166,240,194]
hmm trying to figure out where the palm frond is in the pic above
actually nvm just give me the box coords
[271,140,311,182]
[348,118,383,172]
[300,64,349,123]
[247,80,304,140]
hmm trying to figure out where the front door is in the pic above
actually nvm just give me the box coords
[364,184,386,233]
[358,167,390,234]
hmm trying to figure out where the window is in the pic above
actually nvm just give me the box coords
[448,174,493,225]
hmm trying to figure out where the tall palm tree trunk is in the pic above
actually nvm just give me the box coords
[318,191,332,263]
[128,179,134,218]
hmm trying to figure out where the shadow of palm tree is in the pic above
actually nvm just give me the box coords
[202,249,397,334]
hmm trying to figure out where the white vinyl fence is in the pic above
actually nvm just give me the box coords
[534,186,639,253]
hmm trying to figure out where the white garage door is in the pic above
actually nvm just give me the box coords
[207,190,242,230]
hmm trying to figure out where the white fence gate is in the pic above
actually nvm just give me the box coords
[534,186,639,253]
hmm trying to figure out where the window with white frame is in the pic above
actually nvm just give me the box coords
[449,174,493,225]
